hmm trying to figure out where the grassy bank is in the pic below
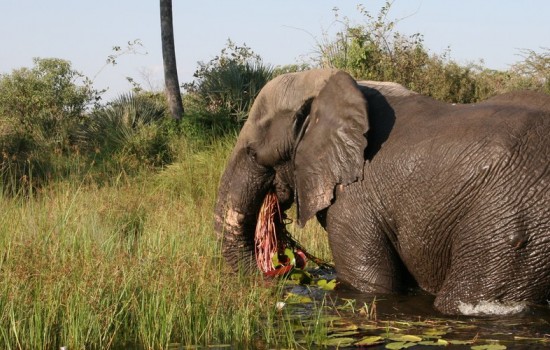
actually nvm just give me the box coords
[0,133,331,349]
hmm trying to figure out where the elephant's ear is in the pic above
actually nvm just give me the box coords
[294,71,369,226]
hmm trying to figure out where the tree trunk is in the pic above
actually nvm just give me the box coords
[160,0,184,120]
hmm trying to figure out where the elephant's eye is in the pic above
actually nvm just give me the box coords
[246,146,257,162]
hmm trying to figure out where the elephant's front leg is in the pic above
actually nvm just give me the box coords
[325,205,411,294]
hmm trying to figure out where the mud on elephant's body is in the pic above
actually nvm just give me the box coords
[214,69,550,315]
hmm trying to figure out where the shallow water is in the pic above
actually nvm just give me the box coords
[339,289,550,347]
[280,270,550,349]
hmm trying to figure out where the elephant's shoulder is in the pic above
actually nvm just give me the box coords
[356,81,416,98]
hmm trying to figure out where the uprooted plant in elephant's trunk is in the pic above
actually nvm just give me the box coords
[254,191,307,276]
[215,182,329,277]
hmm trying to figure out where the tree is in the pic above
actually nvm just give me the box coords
[0,57,97,141]
[160,0,184,120]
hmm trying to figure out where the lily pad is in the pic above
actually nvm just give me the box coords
[416,338,450,346]
[385,341,416,349]
[392,335,422,342]
[514,336,548,342]
[317,278,338,290]
[327,323,359,332]
[471,345,507,350]
[319,337,356,347]
[288,269,312,284]
[447,339,474,345]
[285,293,313,304]
[418,340,447,346]
[309,316,341,324]
[355,336,383,346]
[358,322,379,330]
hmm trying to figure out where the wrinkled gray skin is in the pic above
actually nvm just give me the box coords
[214,69,550,315]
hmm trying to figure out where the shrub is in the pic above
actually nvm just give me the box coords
[184,40,273,122]
[78,93,173,172]
[0,58,99,149]
[0,129,49,195]
[272,63,312,77]
[317,3,550,102]
[0,58,99,194]
[508,48,550,94]
[316,3,483,103]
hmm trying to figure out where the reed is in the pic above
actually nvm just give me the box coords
[0,134,332,349]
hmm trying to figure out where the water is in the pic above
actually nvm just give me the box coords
[340,289,549,346]
[280,270,550,349]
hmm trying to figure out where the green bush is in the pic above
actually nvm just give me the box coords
[316,2,549,102]
[316,4,481,103]
[272,63,312,76]
[0,58,98,147]
[0,130,48,195]
[184,40,273,122]
[79,93,172,172]
[0,58,99,194]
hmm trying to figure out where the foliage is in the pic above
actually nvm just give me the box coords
[272,63,312,77]
[0,53,244,194]
[95,39,148,94]
[0,58,100,194]
[0,129,49,195]
[0,58,99,137]
[78,93,173,171]
[0,138,276,348]
[316,2,549,102]
[184,39,274,122]
[509,47,550,93]
[316,3,476,103]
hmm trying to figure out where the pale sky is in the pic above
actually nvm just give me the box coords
[1,1,549,101]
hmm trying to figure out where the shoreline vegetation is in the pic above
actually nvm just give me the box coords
[1,2,549,348]
[0,131,336,349]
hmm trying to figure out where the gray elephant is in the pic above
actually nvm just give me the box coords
[214,69,550,315]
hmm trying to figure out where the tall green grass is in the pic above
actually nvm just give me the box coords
[0,133,331,349]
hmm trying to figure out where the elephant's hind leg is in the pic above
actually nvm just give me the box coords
[433,222,549,315]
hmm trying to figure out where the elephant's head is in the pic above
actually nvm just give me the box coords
[214,69,369,271]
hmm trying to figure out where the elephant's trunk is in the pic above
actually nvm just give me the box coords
[214,146,274,272]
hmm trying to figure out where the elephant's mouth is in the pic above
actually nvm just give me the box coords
[214,158,324,274]
[215,188,314,275]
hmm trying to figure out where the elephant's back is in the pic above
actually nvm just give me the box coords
[482,90,550,112]
[384,91,550,156]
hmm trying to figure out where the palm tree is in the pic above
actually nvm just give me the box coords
[160,0,184,120]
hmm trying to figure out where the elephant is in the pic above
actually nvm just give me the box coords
[214,68,550,315]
